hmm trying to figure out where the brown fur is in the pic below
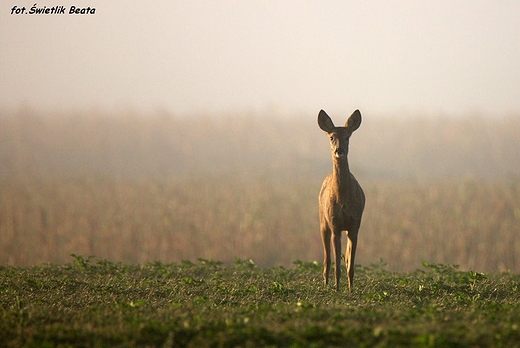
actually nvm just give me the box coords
[318,109,365,292]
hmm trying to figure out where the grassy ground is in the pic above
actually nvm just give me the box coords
[1,256,519,347]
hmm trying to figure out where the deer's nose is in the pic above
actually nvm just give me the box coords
[334,148,345,158]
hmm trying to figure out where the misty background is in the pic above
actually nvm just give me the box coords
[1,2,519,271]
[1,1,520,117]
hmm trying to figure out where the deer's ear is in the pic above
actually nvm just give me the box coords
[318,110,335,132]
[345,109,362,132]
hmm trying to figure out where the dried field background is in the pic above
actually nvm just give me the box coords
[1,108,519,272]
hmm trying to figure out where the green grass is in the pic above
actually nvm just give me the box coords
[1,256,519,347]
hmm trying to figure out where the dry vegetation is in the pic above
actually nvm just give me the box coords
[1,107,519,272]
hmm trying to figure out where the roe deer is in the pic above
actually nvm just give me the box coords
[318,109,365,292]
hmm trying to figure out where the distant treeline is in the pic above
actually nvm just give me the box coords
[1,107,519,180]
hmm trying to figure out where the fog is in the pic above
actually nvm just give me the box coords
[3,2,520,273]
[1,1,520,117]
[2,109,519,181]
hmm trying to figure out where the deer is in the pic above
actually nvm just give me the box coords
[318,109,365,292]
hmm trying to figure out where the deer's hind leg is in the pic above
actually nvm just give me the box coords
[332,231,342,291]
[320,223,331,286]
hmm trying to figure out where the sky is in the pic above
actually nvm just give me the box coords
[1,1,519,118]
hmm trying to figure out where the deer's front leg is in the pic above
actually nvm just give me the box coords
[321,225,331,285]
[345,230,358,292]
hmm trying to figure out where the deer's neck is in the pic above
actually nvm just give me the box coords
[331,159,352,196]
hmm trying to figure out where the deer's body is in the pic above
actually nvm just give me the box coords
[318,109,365,292]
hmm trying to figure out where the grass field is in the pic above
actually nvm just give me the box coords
[1,256,519,347]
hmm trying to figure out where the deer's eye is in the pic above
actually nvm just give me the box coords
[329,136,334,141]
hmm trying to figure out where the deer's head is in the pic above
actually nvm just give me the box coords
[318,109,362,161]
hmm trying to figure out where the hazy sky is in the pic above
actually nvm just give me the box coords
[1,1,519,117]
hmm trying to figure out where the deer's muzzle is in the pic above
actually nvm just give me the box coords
[334,148,346,158]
